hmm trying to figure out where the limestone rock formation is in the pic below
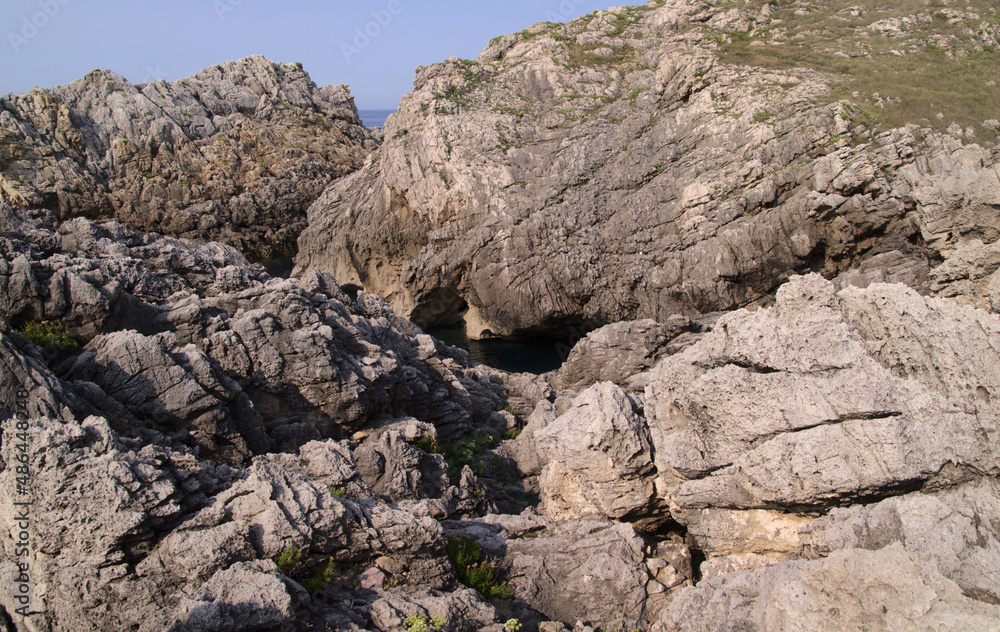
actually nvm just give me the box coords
[548,317,694,391]
[295,0,999,338]
[2,1,1000,630]
[645,274,1000,514]
[0,206,548,460]
[536,383,657,522]
[527,274,1000,631]
[0,56,378,259]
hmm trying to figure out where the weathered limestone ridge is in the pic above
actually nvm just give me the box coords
[295,0,999,338]
[1,55,379,260]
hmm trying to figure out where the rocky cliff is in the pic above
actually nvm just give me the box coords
[1,56,378,260]
[2,1,1000,631]
[295,0,999,337]
[3,213,998,631]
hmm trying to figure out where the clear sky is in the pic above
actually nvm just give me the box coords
[1,0,618,110]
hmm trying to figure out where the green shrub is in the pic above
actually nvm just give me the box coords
[447,536,513,600]
[329,486,347,499]
[405,615,446,632]
[413,435,442,454]
[300,558,337,595]
[17,321,78,351]
[276,546,304,574]
[443,430,494,476]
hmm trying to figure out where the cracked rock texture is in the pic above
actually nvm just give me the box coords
[2,1,1000,631]
[1,56,378,260]
[295,0,999,338]
[533,274,1000,631]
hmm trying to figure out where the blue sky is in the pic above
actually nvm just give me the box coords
[1,0,617,109]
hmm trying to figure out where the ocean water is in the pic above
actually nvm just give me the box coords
[358,109,396,129]
[426,324,570,375]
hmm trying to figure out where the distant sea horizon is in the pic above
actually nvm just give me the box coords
[358,109,396,129]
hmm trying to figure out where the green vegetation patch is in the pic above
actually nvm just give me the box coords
[17,321,79,351]
[275,546,338,595]
[447,536,513,600]
[433,59,493,113]
[708,0,1000,134]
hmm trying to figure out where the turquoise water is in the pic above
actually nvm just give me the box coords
[426,324,569,375]
[358,109,396,129]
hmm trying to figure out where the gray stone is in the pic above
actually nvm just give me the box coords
[536,383,657,521]
[355,429,449,501]
[643,275,1000,513]
[166,561,306,632]
[0,57,378,260]
[293,5,996,340]
[550,318,693,391]
[505,519,650,630]
[370,587,497,632]
[657,544,1000,632]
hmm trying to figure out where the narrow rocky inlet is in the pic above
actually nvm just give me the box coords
[1,1,999,631]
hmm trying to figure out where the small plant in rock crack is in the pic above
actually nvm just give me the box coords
[405,615,446,632]
[413,435,442,455]
[276,547,338,595]
[276,546,305,575]
[446,536,513,600]
[17,320,78,351]
[300,558,338,595]
[442,431,495,477]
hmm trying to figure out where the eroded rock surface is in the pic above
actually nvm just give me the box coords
[1,56,377,259]
[295,1,999,339]
[2,1,999,631]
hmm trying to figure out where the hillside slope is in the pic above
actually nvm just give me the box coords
[295,0,999,337]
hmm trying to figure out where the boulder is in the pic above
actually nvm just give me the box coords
[536,383,657,521]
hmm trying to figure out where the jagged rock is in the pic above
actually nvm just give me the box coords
[0,415,241,632]
[643,274,1000,514]
[656,544,1000,632]
[4,4,1000,631]
[805,477,1000,606]
[294,2,997,339]
[355,429,449,501]
[263,439,368,496]
[0,204,243,337]
[549,317,693,391]
[166,561,308,632]
[370,587,499,632]
[505,519,650,630]
[0,57,378,259]
[65,329,268,458]
[501,399,557,477]
[536,383,657,521]
[0,413,463,631]
[0,206,541,457]
[930,238,1000,312]
[0,324,87,421]
[681,508,812,560]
